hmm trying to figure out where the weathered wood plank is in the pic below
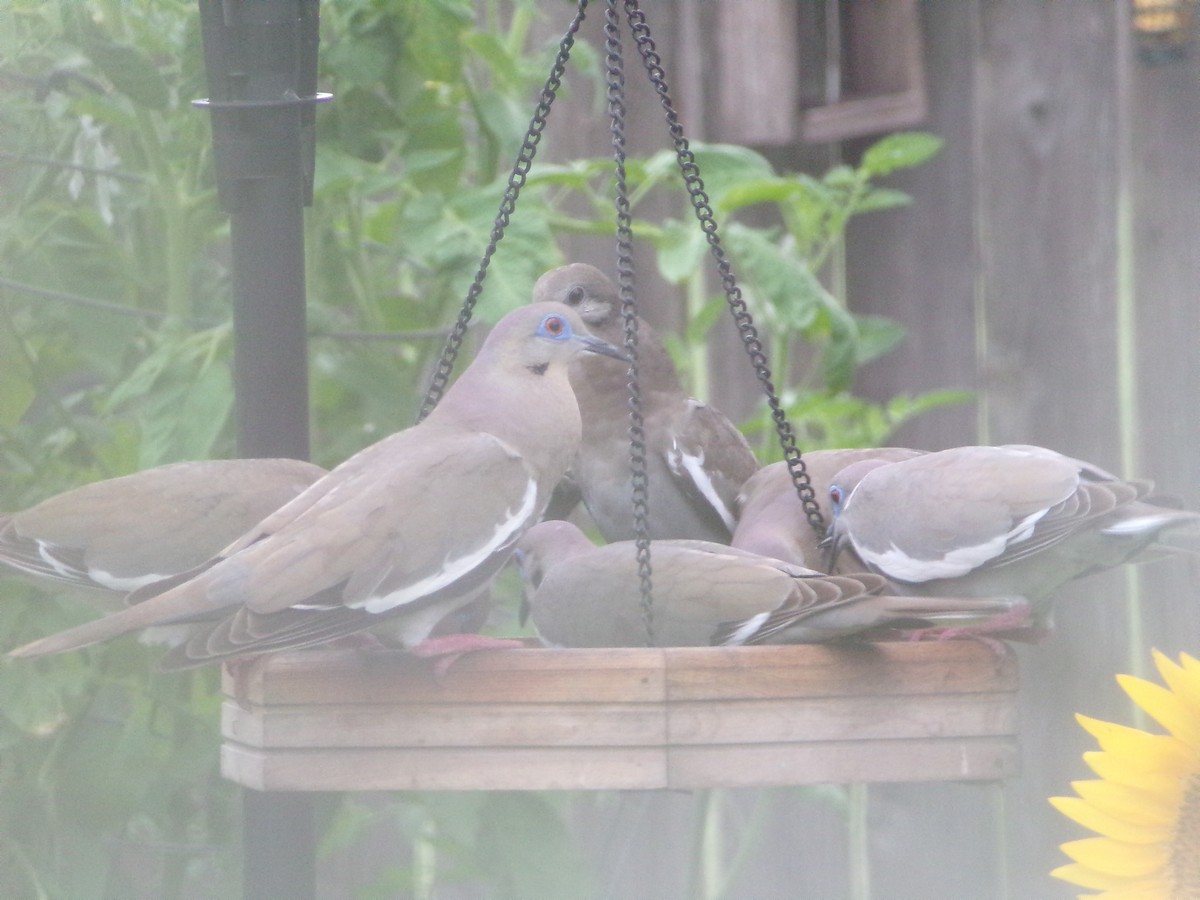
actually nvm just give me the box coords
[663,641,1017,700]
[221,744,669,792]
[225,642,1016,707]
[222,700,667,749]
[799,90,928,144]
[667,736,1019,789]
[222,734,1019,794]
[224,688,1016,752]
[224,647,667,706]
[666,693,1018,745]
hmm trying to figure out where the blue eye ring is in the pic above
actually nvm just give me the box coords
[538,314,571,340]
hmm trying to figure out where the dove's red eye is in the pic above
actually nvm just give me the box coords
[543,315,566,336]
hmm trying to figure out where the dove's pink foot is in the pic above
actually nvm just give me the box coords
[409,633,533,678]
[902,603,1044,652]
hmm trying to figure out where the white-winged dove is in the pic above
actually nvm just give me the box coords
[0,458,326,603]
[8,304,627,668]
[533,263,759,543]
[514,520,1025,647]
[732,448,925,570]
[825,444,1200,611]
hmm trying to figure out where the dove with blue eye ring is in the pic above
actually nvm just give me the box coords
[822,445,1200,633]
[9,303,628,668]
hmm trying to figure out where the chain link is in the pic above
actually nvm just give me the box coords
[605,0,655,646]
[417,1,589,421]
[621,0,826,537]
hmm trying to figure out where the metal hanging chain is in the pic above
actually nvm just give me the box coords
[621,0,826,537]
[417,0,589,421]
[605,0,655,645]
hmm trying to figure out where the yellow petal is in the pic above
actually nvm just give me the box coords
[1117,673,1200,750]
[1178,651,1200,677]
[1050,796,1170,844]
[1060,837,1168,877]
[1152,650,1200,718]
[1076,716,1191,776]
[1071,780,1177,828]
[1084,752,1186,797]
[1049,861,1158,892]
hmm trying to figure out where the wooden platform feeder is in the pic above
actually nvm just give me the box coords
[221,641,1019,793]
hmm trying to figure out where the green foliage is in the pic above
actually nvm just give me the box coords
[0,0,568,896]
[0,1,956,897]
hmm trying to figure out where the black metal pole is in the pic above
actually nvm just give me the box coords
[197,0,323,461]
[195,2,325,898]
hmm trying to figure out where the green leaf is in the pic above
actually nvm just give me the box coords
[0,326,36,426]
[526,161,606,192]
[0,660,69,736]
[685,294,729,345]
[324,31,393,89]
[822,164,858,189]
[689,142,776,204]
[94,41,170,109]
[406,0,472,83]
[641,147,685,187]
[821,308,860,393]
[860,131,944,177]
[717,176,804,215]
[461,32,522,89]
[723,223,831,333]
[854,314,907,365]
[656,218,707,284]
[474,793,594,900]
[854,186,913,214]
[884,389,975,430]
[473,87,528,156]
[444,182,563,321]
[137,359,234,466]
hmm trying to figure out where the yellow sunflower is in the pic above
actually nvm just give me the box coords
[1050,649,1200,899]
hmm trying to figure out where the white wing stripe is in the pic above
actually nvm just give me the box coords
[362,478,539,614]
[89,566,176,592]
[722,611,771,646]
[672,444,737,532]
[858,508,1053,582]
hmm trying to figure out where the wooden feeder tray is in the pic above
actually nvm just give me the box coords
[221,641,1019,792]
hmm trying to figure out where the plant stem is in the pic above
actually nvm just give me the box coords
[413,812,438,900]
[992,782,1009,900]
[688,788,725,900]
[686,269,709,402]
[1113,13,1146,689]
[847,783,870,900]
[714,790,773,899]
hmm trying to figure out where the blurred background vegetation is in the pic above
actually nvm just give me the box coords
[0,1,953,896]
